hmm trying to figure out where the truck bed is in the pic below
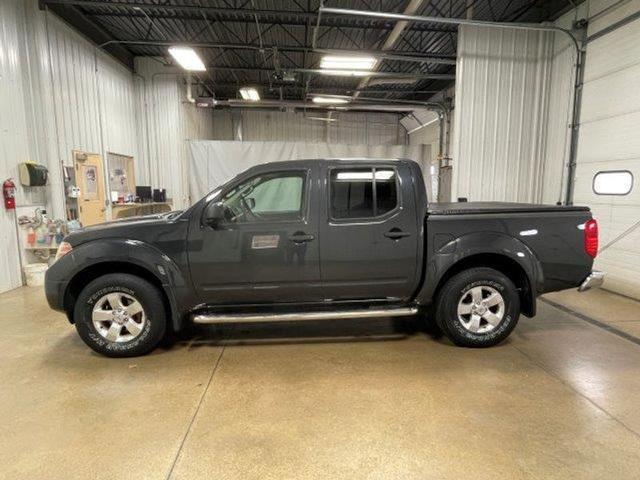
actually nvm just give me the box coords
[427,202,590,216]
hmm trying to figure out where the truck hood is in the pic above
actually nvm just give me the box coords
[65,211,184,246]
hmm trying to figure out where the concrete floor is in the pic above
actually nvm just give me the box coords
[1,287,640,480]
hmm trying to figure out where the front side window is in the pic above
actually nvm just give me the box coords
[219,171,306,223]
[330,167,398,220]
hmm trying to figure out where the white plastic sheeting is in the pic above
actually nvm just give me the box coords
[188,141,431,204]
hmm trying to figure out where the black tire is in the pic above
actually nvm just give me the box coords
[74,274,167,357]
[435,267,520,348]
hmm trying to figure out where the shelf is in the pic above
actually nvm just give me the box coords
[25,246,59,250]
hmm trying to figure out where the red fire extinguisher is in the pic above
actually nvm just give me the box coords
[3,178,16,210]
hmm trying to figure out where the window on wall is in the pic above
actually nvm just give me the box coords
[593,170,633,195]
[108,153,135,199]
[330,167,398,219]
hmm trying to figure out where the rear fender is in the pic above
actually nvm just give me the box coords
[416,232,543,314]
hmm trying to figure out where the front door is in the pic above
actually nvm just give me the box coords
[189,166,322,305]
[74,151,106,226]
[319,163,419,301]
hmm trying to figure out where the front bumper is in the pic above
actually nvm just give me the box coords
[578,271,605,292]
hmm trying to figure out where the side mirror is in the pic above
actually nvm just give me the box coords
[204,201,225,226]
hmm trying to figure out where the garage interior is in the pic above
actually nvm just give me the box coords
[1,0,640,478]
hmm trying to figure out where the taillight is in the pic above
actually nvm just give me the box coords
[584,219,598,258]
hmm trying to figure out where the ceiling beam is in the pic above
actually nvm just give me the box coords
[78,11,457,34]
[45,4,134,69]
[295,69,454,80]
[354,0,427,98]
[194,83,442,95]
[41,0,457,34]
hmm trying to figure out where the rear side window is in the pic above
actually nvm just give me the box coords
[593,170,633,195]
[330,167,398,219]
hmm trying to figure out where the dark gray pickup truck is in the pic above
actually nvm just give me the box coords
[45,159,603,357]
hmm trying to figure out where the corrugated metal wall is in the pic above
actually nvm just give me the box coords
[541,15,579,204]
[0,0,34,292]
[134,58,215,209]
[6,0,141,221]
[571,0,640,299]
[0,2,214,293]
[211,109,406,145]
[451,24,569,203]
[409,121,440,200]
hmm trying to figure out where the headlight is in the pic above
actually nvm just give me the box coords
[54,241,73,262]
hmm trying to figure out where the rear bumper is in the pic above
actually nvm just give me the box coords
[578,271,604,292]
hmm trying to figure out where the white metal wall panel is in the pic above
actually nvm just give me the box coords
[211,110,234,140]
[36,8,139,219]
[451,25,559,203]
[134,59,187,209]
[134,58,216,208]
[540,29,576,204]
[572,0,640,299]
[13,0,139,220]
[409,121,439,199]
[240,110,326,143]
[0,0,142,292]
[181,84,215,205]
[589,0,640,36]
[209,109,406,145]
[0,0,32,292]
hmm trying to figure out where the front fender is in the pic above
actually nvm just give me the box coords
[47,238,193,330]
[415,231,543,307]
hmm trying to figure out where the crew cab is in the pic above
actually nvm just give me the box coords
[45,159,603,357]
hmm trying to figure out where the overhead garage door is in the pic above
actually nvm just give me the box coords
[573,0,640,299]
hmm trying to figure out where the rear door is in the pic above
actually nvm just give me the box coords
[319,162,419,301]
[188,165,322,304]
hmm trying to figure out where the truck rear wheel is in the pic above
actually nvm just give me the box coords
[73,274,167,357]
[435,267,520,348]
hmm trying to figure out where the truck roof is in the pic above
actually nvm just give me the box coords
[252,158,409,170]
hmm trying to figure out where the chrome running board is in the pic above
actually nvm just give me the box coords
[192,307,418,324]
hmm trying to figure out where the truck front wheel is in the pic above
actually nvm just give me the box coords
[435,267,520,348]
[73,273,167,357]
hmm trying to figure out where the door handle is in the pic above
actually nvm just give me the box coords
[384,229,411,240]
[288,232,315,243]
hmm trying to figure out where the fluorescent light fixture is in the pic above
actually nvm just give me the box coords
[320,55,377,70]
[312,96,349,104]
[239,87,260,101]
[316,69,372,77]
[168,46,206,71]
